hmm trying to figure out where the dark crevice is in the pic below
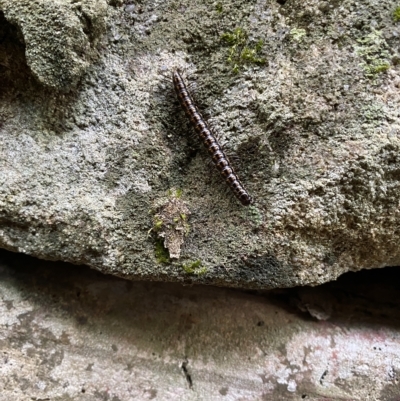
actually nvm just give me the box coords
[0,11,32,95]
[181,358,193,389]
[320,369,328,385]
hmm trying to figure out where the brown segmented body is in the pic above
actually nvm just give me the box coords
[172,69,253,206]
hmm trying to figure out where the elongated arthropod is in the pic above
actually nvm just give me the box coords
[172,69,253,206]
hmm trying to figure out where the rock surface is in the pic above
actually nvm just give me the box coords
[1,249,400,400]
[0,0,399,288]
[0,0,107,90]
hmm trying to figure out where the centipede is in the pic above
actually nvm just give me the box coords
[172,69,253,206]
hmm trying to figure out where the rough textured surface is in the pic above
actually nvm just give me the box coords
[0,0,107,90]
[1,249,400,400]
[0,0,399,288]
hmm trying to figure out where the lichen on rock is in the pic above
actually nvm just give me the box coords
[151,189,190,260]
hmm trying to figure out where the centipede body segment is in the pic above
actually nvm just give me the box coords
[172,69,253,206]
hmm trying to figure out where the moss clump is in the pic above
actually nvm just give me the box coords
[153,217,163,232]
[182,260,207,275]
[221,27,247,46]
[368,63,390,74]
[155,240,170,263]
[355,30,391,77]
[290,28,306,42]
[221,28,265,73]
[167,188,182,198]
[215,2,223,13]
[393,6,400,22]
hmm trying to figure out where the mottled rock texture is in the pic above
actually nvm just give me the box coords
[0,0,399,288]
[0,0,107,90]
[1,250,400,400]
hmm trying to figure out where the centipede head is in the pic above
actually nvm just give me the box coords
[172,69,182,87]
[171,66,191,82]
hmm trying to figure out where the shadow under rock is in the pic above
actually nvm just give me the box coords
[268,265,400,330]
[1,248,400,333]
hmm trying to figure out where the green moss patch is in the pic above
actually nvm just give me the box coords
[182,260,207,275]
[155,240,170,264]
[221,28,265,73]
[355,30,391,77]
[393,6,400,22]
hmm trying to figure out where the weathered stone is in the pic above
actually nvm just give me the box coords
[1,250,400,400]
[0,0,399,288]
[0,0,107,90]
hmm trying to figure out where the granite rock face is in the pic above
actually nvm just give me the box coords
[0,0,399,288]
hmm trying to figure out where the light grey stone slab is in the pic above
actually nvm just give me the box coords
[1,250,400,400]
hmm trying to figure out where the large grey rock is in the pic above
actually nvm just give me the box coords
[0,0,399,288]
[1,250,400,400]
